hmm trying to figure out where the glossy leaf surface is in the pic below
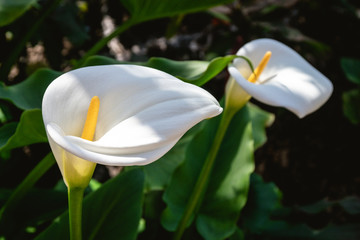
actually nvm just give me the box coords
[36,169,144,240]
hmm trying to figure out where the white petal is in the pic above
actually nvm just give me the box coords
[229,38,333,118]
[42,65,222,166]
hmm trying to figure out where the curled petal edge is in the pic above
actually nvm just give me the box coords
[46,122,181,166]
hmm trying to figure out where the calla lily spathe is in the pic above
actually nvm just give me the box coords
[228,38,333,118]
[42,65,222,173]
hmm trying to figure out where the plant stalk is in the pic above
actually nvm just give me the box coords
[173,106,238,240]
[68,187,86,240]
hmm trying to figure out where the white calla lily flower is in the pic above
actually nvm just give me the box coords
[42,65,222,182]
[227,38,333,118]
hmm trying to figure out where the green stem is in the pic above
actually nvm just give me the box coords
[173,107,238,240]
[0,152,55,218]
[0,0,62,82]
[68,187,86,240]
[74,19,136,68]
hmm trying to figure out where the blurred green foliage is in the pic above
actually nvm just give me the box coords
[0,0,360,239]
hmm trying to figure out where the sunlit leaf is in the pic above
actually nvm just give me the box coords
[83,55,237,86]
[0,68,61,110]
[0,0,37,27]
[146,58,210,85]
[162,104,257,240]
[149,56,241,86]
[35,169,144,240]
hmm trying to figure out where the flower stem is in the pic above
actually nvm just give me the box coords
[173,107,238,240]
[68,187,86,240]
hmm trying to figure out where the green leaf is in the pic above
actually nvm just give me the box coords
[342,88,360,124]
[228,228,245,240]
[162,104,256,240]
[83,55,126,66]
[261,221,360,240]
[120,0,235,23]
[0,109,47,152]
[151,56,243,86]
[0,68,61,110]
[341,58,360,85]
[0,188,67,239]
[35,169,145,240]
[146,58,210,85]
[248,103,274,149]
[241,176,360,240]
[0,0,37,27]
[83,55,238,86]
[0,122,18,150]
[298,196,360,216]
[128,123,202,192]
[241,173,283,233]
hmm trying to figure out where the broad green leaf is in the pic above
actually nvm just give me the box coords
[240,176,360,240]
[137,190,169,239]
[141,138,191,191]
[148,56,240,86]
[83,56,209,83]
[128,123,202,191]
[83,55,126,66]
[248,103,274,149]
[0,153,56,234]
[0,188,67,239]
[339,196,360,215]
[0,122,18,150]
[146,58,210,85]
[341,58,360,85]
[241,173,283,233]
[0,0,37,27]
[342,88,360,124]
[0,109,47,152]
[313,224,360,240]
[298,196,360,216]
[228,228,245,240]
[0,68,61,110]
[120,0,235,23]
[261,221,360,240]
[0,102,13,123]
[83,55,237,86]
[35,169,144,240]
[162,104,256,240]
[196,106,254,240]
